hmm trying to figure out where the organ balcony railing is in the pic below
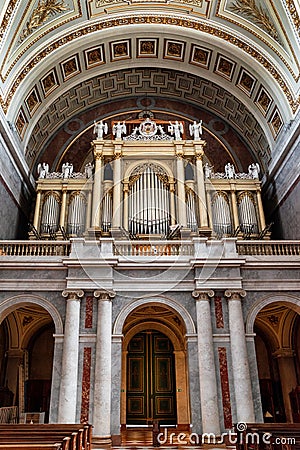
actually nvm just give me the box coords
[1,239,300,258]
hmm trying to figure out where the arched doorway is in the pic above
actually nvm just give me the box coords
[120,302,191,431]
[0,299,57,423]
[253,300,300,423]
[127,330,176,425]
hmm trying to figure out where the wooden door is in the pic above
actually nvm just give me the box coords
[126,330,177,425]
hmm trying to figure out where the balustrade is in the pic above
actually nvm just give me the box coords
[114,240,193,256]
[236,240,300,256]
[1,239,300,258]
[0,241,71,256]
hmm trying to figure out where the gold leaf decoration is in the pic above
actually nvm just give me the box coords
[19,0,68,42]
[229,0,280,42]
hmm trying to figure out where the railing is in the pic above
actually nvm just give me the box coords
[1,239,300,258]
[0,406,18,424]
[114,240,194,257]
[0,241,71,256]
[236,240,300,256]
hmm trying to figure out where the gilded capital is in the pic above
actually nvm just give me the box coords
[94,150,103,161]
[175,144,184,158]
[113,143,123,159]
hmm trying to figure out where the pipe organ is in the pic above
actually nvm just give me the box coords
[128,164,170,236]
[31,118,268,240]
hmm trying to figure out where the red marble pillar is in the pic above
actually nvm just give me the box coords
[218,347,233,429]
[80,347,92,423]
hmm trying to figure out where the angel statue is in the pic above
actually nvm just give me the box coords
[248,162,260,179]
[112,121,126,139]
[37,162,49,179]
[189,120,203,140]
[225,162,236,179]
[204,162,213,179]
[168,121,184,140]
[62,162,73,179]
[84,162,94,179]
[93,120,108,139]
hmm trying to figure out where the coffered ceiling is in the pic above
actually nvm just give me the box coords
[0,0,299,170]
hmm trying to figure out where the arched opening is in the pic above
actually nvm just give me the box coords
[126,330,176,426]
[120,302,190,433]
[254,301,300,423]
[0,302,55,423]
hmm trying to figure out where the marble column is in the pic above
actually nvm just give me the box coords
[193,290,220,434]
[195,149,209,229]
[230,188,239,231]
[33,190,42,230]
[273,348,297,422]
[225,290,255,423]
[85,189,92,231]
[91,148,103,228]
[256,189,266,230]
[111,334,123,445]
[59,186,68,228]
[58,289,84,423]
[186,335,201,433]
[175,147,187,227]
[93,290,115,444]
[112,144,123,228]
[169,178,176,225]
[122,178,129,231]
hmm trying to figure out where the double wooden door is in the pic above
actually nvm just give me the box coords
[126,330,177,425]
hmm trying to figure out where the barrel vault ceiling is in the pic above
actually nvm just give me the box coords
[0,0,299,173]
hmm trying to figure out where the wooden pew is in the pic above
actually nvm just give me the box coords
[235,423,300,450]
[0,424,92,450]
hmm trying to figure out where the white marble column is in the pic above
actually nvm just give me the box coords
[112,144,123,228]
[230,188,239,231]
[194,143,209,231]
[256,189,266,231]
[175,147,187,227]
[33,190,42,230]
[225,290,255,423]
[59,186,68,228]
[122,178,129,231]
[169,178,176,225]
[91,147,103,228]
[93,290,115,444]
[58,289,84,423]
[85,189,92,231]
[193,290,220,435]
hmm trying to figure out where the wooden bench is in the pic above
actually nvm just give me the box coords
[235,423,300,450]
[0,445,63,450]
[0,424,92,450]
